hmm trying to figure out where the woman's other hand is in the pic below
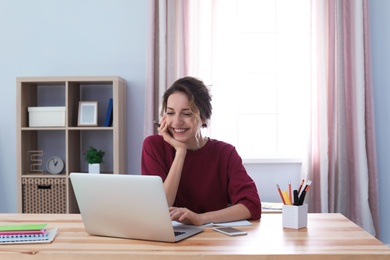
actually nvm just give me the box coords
[169,207,205,226]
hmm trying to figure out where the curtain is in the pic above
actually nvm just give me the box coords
[144,0,193,137]
[302,0,379,236]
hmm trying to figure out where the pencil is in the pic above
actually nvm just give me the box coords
[305,180,312,192]
[276,184,286,205]
[301,180,311,195]
[297,179,304,194]
[288,181,292,203]
[282,190,292,205]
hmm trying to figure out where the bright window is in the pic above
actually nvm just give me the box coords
[194,0,311,161]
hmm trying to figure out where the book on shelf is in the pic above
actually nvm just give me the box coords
[104,98,113,127]
[0,223,58,244]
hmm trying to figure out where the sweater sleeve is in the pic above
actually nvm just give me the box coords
[227,148,262,220]
[141,135,171,181]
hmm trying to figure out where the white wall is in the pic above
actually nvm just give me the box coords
[369,0,390,245]
[245,163,302,202]
[0,0,150,212]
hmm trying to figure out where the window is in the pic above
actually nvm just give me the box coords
[193,0,311,161]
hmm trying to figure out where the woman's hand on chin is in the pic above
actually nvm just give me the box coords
[159,117,187,151]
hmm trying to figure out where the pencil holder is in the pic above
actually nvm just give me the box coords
[282,204,308,229]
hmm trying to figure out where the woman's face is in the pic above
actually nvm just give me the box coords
[165,92,201,147]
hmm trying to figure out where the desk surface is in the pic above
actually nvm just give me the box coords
[0,213,389,260]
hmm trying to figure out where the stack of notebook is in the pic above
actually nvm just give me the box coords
[0,223,58,244]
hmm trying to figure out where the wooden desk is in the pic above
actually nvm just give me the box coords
[0,213,389,259]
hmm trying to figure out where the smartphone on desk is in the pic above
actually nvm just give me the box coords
[213,227,248,236]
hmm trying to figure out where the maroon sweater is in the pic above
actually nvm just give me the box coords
[141,135,261,220]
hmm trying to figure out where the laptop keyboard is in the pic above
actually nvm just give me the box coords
[174,231,186,236]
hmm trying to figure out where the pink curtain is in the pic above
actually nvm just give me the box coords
[302,0,379,236]
[144,0,192,137]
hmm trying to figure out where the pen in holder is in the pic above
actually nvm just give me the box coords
[282,204,308,229]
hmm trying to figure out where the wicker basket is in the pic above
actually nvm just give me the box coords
[22,178,66,213]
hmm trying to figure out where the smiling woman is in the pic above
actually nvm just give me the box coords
[142,76,261,226]
[159,77,212,150]
[163,93,202,149]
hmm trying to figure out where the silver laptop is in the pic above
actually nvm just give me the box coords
[70,173,203,242]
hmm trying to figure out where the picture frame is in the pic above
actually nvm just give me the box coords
[78,101,98,126]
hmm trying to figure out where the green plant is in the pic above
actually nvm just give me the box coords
[84,146,105,164]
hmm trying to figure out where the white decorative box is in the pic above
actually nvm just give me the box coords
[282,204,308,229]
[28,106,66,127]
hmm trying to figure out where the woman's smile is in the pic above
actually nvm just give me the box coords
[172,128,188,133]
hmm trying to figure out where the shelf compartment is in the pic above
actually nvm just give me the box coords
[68,82,113,127]
[76,130,114,173]
[19,82,66,128]
[20,130,66,175]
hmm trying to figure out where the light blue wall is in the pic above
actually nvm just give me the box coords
[0,0,150,212]
[0,0,389,246]
[369,0,390,245]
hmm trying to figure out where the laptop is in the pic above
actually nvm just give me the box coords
[70,173,203,242]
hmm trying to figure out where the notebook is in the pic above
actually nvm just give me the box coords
[0,228,58,244]
[70,173,203,242]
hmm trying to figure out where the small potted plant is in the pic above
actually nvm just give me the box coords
[84,146,105,174]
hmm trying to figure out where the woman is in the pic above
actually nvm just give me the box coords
[142,76,261,225]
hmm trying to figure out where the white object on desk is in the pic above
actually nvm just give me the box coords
[282,204,308,229]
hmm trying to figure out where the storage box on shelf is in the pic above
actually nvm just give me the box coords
[28,106,66,127]
[16,76,127,214]
[22,178,66,214]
